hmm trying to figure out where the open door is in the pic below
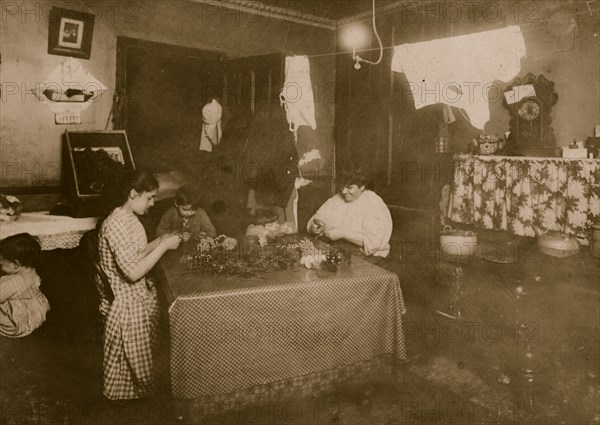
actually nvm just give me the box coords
[114,37,225,173]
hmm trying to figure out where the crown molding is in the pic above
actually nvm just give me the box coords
[188,0,337,30]
[337,1,404,26]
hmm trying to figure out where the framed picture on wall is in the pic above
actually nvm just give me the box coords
[48,7,95,59]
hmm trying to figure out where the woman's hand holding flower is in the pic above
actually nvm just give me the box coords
[310,218,326,235]
[162,234,182,250]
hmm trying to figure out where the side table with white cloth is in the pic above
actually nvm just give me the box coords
[0,212,98,250]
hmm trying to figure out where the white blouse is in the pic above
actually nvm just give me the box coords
[307,190,393,257]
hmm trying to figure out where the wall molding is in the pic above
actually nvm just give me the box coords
[188,0,337,30]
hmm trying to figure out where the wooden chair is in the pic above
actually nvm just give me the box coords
[93,260,114,305]
[80,229,114,316]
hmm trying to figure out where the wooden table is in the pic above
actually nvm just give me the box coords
[158,251,407,414]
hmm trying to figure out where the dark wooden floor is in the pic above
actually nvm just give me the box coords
[1,216,599,425]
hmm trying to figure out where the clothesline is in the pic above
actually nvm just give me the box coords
[302,11,597,60]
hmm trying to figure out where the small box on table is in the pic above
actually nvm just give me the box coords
[561,147,588,159]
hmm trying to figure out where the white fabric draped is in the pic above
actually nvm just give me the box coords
[391,26,526,130]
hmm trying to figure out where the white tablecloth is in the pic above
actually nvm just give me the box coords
[0,212,98,250]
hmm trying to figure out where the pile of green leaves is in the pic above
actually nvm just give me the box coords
[181,239,301,278]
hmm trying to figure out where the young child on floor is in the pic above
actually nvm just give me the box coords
[245,209,294,246]
[0,195,22,223]
[0,233,50,338]
[156,184,216,242]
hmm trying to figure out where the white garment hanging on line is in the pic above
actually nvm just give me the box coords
[199,99,223,152]
[280,56,317,142]
[391,25,526,130]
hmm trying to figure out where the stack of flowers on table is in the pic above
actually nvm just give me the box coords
[181,235,351,277]
[181,234,298,277]
[292,239,350,272]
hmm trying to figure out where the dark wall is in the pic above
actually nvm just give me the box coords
[336,11,454,210]
[335,0,600,210]
[1,1,336,194]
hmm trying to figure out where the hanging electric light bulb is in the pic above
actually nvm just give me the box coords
[353,46,362,69]
[351,0,383,70]
[342,23,368,49]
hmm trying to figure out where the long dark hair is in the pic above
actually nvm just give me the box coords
[123,171,159,201]
[97,170,158,229]
[103,170,158,211]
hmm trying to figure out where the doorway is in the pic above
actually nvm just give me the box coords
[114,37,224,173]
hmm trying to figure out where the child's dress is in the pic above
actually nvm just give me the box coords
[0,269,50,338]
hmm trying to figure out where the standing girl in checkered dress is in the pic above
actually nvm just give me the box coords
[98,171,181,400]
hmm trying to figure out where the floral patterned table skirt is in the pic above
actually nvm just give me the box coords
[448,155,600,244]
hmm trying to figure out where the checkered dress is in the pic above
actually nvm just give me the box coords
[98,208,160,400]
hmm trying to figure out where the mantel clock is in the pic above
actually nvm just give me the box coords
[504,73,558,156]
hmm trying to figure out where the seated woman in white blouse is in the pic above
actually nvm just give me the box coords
[307,166,393,258]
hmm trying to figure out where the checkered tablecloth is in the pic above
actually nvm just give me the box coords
[159,255,407,400]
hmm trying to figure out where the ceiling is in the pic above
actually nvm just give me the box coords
[252,0,400,22]
[196,0,404,29]
[197,1,594,30]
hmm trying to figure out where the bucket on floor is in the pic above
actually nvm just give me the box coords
[439,225,477,260]
[592,224,600,258]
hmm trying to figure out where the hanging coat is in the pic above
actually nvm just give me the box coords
[243,104,300,208]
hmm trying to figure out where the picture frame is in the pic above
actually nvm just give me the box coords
[48,7,95,59]
[64,130,136,217]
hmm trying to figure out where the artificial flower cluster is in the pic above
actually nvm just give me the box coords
[289,239,350,271]
[182,235,349,276]
[295,239,326,269]
[183,235,297,277]
[197,235,238,253]
[181,235,240,275]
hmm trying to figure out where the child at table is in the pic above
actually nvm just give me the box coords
[245,209,294,246]
[156,184,216,242]
[0,233,50,338]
